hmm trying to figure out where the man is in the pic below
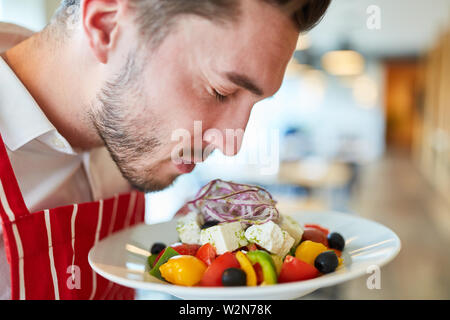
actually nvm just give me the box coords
[0,0,330,299]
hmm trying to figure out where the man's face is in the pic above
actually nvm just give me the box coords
[91,0,299,192]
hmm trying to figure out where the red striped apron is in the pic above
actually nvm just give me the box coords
[0,134,146,300]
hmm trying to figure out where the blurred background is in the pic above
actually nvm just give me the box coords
[1,0,449,299]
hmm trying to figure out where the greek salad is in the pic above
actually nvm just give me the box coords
[147,179,345,287]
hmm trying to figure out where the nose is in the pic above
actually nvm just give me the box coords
[204,104,253,157]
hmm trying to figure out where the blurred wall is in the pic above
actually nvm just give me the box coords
[414,29,450,203]
[0,0,60,31]
[45,0,60,22]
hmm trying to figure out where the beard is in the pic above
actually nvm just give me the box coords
[89,54,179,192]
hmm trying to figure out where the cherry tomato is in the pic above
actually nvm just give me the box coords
[246,243,259,251]
[170,243,201,256]
[195,243,217,266]
[278,255,319,283]
[301,228,328,247]
[199,252,240,287]
[153,243,201,267]
[304,224,329,236]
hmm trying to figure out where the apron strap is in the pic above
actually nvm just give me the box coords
[0,133,30,222]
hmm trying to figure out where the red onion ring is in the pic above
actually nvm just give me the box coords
[187,179,280,225]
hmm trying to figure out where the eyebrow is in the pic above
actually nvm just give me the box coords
[226,72,264,97]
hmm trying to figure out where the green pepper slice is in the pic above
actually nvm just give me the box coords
[148,247,179,280]
[246,250,278,285]
[147,254,158,269]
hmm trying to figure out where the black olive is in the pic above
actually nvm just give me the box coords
[327,232,345,251]
[222,268,247,287]
[201,220,219,229]
[314,251,339,274]
[150,242,166,255]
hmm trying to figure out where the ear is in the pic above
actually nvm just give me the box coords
[82,0,122,64]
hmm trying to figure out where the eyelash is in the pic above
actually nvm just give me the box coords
[214,89,227,103]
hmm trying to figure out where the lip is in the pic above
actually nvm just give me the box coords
[175,162,196,174]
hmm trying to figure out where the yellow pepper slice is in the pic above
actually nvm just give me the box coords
[235,251,257,286]
[159,255,207,286]
[295,240,328,265]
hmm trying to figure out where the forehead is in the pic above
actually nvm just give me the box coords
[160,0,299,96]
[224,1,299,89]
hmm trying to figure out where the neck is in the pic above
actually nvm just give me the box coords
[3,29,104,150]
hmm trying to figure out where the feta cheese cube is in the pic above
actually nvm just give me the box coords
[176,211,204,245]
[244,221,295,257]
[278,230,295,257]
[278,215,304,247]
[200,221,248,255]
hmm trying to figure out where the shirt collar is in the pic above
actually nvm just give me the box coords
[0,57,76,155]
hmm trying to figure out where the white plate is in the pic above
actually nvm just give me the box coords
[88,211,401,300]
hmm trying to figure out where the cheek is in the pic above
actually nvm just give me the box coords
[140,59,223,137]
[160,86,217,133]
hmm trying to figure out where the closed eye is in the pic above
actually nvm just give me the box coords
[214,89,227,103]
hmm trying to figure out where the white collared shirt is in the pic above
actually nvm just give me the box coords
[0,23,132,300]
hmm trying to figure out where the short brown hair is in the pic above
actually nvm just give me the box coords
[57,0,330,45]
[263,0,331,32]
